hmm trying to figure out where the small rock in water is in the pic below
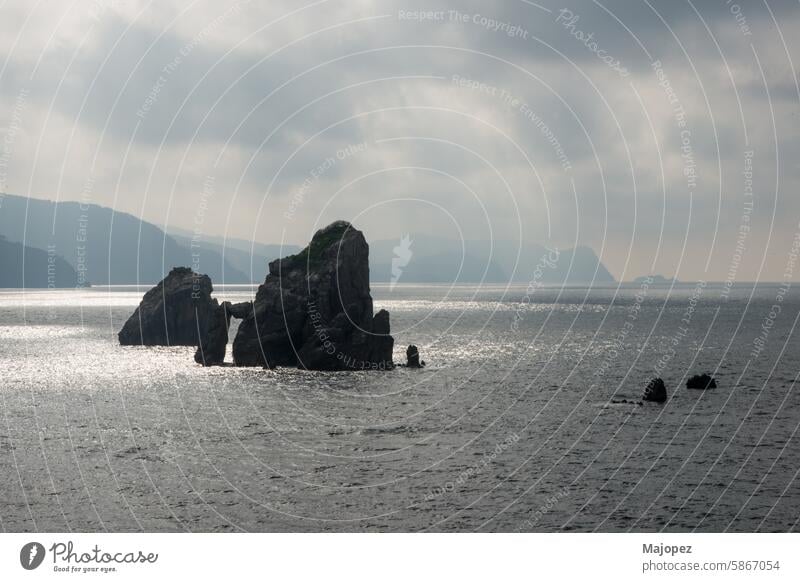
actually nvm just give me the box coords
[610,399,642,406]
[642,378,667,402]
[406,345,425,368]
[687,373,717,390]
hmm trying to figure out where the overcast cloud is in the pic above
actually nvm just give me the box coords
[1,0,798,281]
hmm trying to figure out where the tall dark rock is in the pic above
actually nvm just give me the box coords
[118,267,219,346]
[194,302,232,366]
[369,310,394,365]
[233,221,394,370]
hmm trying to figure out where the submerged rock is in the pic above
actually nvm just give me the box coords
[610,399,643,406]
[194,302,232,366]
[687,374,717,390]
[406,345,425,368]
[232,221,394,370]
[118,267,219,346]
[643,378,667,402]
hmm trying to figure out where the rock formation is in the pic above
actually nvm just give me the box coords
[232,221,394,370]
[406,345,425,368]
[228,301,252,319]
[194,302,255,366]
[643,378,667,402]
[194,302,232,366]
[369,309,394,366]
[119,267,219,346]
[687,373,717,390]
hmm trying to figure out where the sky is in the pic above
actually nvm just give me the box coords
[0,0,798,281]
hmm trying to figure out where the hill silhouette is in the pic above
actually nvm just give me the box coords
[0,235,79,288]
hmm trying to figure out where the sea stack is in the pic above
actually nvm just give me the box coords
[232,221,394,370]
[118,267,219,346]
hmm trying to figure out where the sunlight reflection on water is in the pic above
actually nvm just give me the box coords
[0,284,799,532]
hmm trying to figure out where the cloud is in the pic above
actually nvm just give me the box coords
[0,0,798,281]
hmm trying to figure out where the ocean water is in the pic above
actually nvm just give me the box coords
[0,282,798,532]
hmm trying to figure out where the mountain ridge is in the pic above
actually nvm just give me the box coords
[1,194,615,285]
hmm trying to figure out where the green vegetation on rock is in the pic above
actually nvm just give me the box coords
[285,221,352,269]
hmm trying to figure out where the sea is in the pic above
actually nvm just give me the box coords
[1,282,798,532]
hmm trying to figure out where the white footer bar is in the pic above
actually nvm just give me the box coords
[1,533,797,581]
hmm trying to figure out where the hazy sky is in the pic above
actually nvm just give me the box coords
[0,0,798,281]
